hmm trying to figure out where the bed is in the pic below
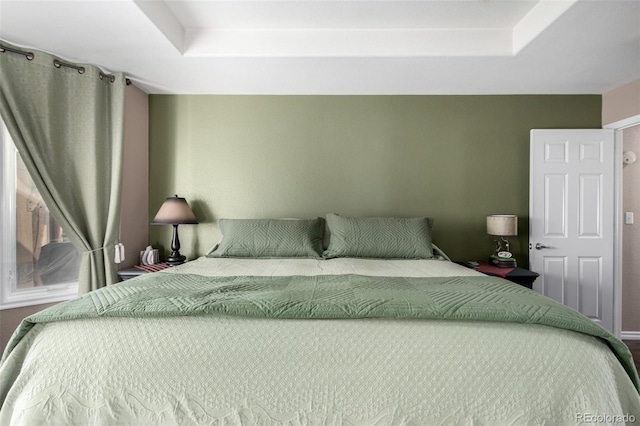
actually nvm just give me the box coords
[1,215,639,425]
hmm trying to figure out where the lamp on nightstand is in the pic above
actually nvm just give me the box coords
[152,194,198,265]
[487,214,518,268]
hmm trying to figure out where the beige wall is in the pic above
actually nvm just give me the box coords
[0,84,149,353]
[623,124,640,332]
[0,302,58,352]
[604,78,640,333]
[603,78,640,125]
[119,84,149,269]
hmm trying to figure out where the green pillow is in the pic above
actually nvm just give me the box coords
[323,214,434,259]
[209,218,325,258]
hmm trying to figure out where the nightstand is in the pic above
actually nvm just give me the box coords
[117,267,146,281]
[476,264,540,289]
[117,263,173,281]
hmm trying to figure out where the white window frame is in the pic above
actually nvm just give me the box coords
[0,120,78,310]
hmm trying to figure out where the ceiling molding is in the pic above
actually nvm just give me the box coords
[513,0,579,54]
[133,0,186,54]
[137,0,579,59]
[185,28,513,58]
[1,0,637,94]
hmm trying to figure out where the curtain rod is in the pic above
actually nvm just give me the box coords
[1,43,131,85]
[53,59,85,74]
[0,44,34,60]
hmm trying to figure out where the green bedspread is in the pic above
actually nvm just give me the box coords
[3,272,638,391]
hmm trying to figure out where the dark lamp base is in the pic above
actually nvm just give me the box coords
[166,224,187,266]
[166,253,186,266]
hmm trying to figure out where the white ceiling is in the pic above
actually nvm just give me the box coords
[0,0,638,95]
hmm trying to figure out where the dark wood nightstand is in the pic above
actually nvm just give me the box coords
[476,264,540,289]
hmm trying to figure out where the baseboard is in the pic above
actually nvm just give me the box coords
[621,331,640,340]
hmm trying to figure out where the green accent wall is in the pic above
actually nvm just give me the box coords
[149,95,601,265]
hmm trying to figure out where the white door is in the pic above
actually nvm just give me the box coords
[529,129,615,332]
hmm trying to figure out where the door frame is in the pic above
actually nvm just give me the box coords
[604,114,640,338]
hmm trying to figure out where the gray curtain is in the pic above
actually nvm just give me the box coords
[0,41,125,293]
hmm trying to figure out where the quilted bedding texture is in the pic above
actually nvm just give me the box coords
[2,316,639,425]
[1,258,639,425]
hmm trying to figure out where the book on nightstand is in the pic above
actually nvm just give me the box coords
[489,254,517,268]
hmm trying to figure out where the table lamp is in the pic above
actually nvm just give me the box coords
[152,194,198,265]
[486,214,517,267]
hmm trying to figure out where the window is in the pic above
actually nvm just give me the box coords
[1,121,79,309]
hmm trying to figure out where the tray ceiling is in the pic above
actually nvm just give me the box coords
[0,0,638,94]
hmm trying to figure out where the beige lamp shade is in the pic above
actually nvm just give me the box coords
[486,214,518,237]
[152,195,198,225]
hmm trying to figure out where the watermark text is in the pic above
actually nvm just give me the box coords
[576,413,635,423]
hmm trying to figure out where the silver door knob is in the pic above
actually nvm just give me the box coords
[535,243,550,250]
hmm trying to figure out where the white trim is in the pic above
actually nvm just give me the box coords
[614,131,623,338]
[605,114,640,131]
[606,114,640,339]
[0,287,79,311]
[0,123,17,309]
[621,331,640,341]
